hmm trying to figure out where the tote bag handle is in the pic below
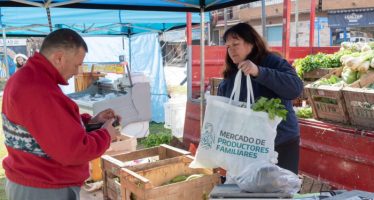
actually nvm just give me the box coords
[229,71,255,110]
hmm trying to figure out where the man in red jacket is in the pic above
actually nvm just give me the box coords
[2,28,119,200]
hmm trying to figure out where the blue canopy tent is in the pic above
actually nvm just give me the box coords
[0,0,253,12]
[0,0,257,128]
[0,7,203,36]
[0,7,206,122]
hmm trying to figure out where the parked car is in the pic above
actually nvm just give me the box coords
[349,37,374,43]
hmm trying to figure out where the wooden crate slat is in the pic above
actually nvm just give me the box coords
[342,71,374,129]
[209,77,223,96]
[101,145,191,200]
[305,67,350,124]
[120,156,220,200]
[303,68,336,80]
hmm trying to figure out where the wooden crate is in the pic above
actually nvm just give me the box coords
[299,175,332,194]
[304,68,350,124]
[120,155,221,200]
[90,134,137,182]
[342,71,374,129]
[303,68,336,81]
[101,144,191,200]
[209,77,223,96]
[74,72,105,92]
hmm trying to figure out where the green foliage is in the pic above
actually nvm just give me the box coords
[293,51,351,79]
[293,53,343,78]
[139,122,173,148]
[140,132,172,148]
[251,97,288,121]
[149,122,171,135]
[342,67,359,84]
[312,75,342,87]
[296,107,313,118]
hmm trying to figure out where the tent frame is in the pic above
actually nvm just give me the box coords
[1,0,259,130]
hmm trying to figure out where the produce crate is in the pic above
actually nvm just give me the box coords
[209,77,223,96]
[74,72,105,92]
[90,134,137,182]
[101,144,191,200]
[303,68,336,82]
[342,72,374,129]
[304,68,350,124]
[120,155,221,200]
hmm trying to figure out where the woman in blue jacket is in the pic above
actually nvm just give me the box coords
[217,23,303,174]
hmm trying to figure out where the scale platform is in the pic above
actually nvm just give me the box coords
[209,184,292,199]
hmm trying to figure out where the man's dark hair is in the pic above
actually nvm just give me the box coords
[40,28,88,55]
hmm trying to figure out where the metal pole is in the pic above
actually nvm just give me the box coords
[282,0,291,60]
[207,22,211,46]
[317,17,320,47]
[2,26,9,79]
[224,8,227,31]
[309,0,316,53]
[261,0,266,38]
[199,8,205,130]
[46,7,53,32]
[295,0,299,46]
[128,28,132,71]
[0,7,9,79]
[186,13,192,100]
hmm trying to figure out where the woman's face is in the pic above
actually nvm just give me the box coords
[225,34,253,64]
[16,57,25,66]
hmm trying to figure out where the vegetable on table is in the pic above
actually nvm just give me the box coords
[296,107,313,119]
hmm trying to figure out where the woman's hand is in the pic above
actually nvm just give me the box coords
[89,108,121,124]
[238,60,259,77]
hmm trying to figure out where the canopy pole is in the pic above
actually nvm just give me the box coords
[281,0,291,60]
[0,8,9,79]
[46,7,53,32]
[199,7,205,130]
[128,28,132,71]
[261,0,266,38]
[295,0,299,46]
[186,12,192,100]
[2,27,9,79]
[309,0,316,54]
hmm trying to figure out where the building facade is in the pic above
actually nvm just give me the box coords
[212,0,374,47]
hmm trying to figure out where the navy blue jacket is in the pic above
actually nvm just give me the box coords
[217,53,303,145]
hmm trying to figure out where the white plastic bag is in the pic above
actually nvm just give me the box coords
[233,161,302,194]
[190,71,281,176]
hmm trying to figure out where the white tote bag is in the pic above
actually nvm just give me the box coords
[190,71,281,176]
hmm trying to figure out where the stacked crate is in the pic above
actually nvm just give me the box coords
[342,72,374,129]
[209,77,223,96]
[101,144,191,200]
[296,68,336,107]
[120,155,220,200]
[304,68,350,124]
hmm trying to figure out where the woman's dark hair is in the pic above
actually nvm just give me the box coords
[40,28,88,55]
[222,23,270,78]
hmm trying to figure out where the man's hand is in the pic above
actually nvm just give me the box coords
[238,60,259,77]
[102,118,120,141]
[89,109,121,124]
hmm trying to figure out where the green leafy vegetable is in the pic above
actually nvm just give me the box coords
[312,75,342,87]
[293,52,345,79]
[140,132,172,148]
[251,97,288,120]
[341,67,359,84]
[296,107,313,118]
